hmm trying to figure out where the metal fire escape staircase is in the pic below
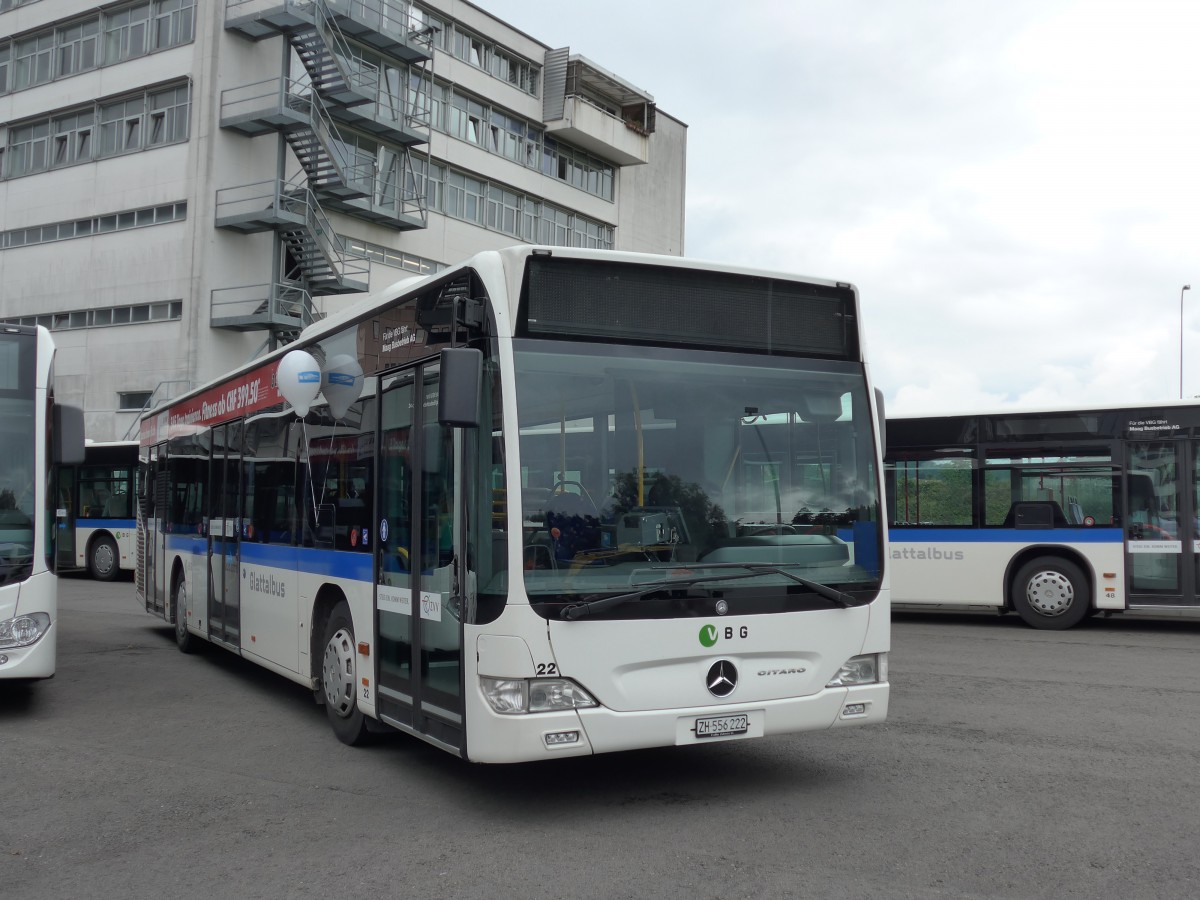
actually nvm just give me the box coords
[223,0,429,225]
[214,0,433,346]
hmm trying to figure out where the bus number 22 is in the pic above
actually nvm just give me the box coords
[535,663,558,676]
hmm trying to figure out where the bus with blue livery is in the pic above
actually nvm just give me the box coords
[886,402,1200,629]
[136,246,889,761]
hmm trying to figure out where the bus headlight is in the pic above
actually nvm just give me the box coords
[826,653,887,687]
[0,612,51,649]
[480,676,598,715]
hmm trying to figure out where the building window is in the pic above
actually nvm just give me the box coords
[104,2,151,63]
[0,201,186,250]
[0,81,189,175]
[7,122,49,177]
[148,83,189,146]
[342,238,441,276]
[1,2,195,100]
[56,19,100,77]
[152,0,194,49]
[445,172,484,225]
[119,391,153,411]
[440,18,537,97]
[447,91,485,146]
[432,84,611,200]
[51,111,93,167]
[486,185,520,237]
[539,205,570,246]
[99,95,148,156]
[2,300,182,331]
[13,32,53,90]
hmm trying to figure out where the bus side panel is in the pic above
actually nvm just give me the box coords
[238,543,302,673]
[890,528,1125,609]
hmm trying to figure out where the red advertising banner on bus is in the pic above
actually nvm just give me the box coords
[140,363,282,445]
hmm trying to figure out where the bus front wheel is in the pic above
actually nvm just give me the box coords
[89,535,119,581]
[1011,557,1090,630]
[320,602,371,746]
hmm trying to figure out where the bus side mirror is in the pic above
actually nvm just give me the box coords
[438,348,482,429]
[875,388,886,459]
[53,404,85,465]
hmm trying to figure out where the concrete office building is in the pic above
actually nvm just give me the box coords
[0,0,687,441]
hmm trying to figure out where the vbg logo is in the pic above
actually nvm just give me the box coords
[699,623,750,647]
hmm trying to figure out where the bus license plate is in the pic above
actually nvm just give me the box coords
[694,714,749,738]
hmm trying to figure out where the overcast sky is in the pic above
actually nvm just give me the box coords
[480,0,1200,414]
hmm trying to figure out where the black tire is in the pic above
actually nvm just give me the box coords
[320,601,370,746]
[89,534,119,581]
[1011,556,1090,630]
[172,570,197,654]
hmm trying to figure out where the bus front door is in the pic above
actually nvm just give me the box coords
[208,422,242,645]
[375,365,465,754]
[1125,440,1200,608]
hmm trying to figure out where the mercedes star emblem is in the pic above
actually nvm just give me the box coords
[706,660,738,697]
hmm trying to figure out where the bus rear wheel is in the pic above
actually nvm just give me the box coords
[89,535,119,581]
[1011,557,1090,630]
[320,601,370,746]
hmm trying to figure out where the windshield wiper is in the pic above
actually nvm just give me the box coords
[558,564,858,620]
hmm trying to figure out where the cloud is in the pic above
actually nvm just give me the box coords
[482,0,1200,410]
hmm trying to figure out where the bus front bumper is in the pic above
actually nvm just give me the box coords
[465,682,889,764]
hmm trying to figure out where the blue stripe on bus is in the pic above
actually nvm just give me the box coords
[162,534,373,581]
[79,518,136,529]
[889,527,1124,544]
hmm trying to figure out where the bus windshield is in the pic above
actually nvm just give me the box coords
[0,333,37,587]
[511,341,883,619]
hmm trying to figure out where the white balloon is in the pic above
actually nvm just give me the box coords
[322,353,364,419]
[276,349,322,416]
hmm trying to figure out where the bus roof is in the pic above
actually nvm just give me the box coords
[143,245,858,423]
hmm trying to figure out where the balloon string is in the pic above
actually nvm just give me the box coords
[317,417,340,509]
[302,417,319,524]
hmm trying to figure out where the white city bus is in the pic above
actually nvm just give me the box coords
[137,246,889,762]
[57,441,138,580]
[0,325,84,681]
[886,402,1200,629]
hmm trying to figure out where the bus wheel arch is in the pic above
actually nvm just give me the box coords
[1008,551,1091,630]
[88,532,119,581]
[313,588,371,746]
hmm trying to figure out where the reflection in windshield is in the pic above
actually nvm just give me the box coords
[511,343,882,618]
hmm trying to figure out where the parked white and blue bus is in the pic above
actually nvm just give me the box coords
[137,246,889,762]
[57,441,138,580]
[886,402,1200,629]
[0,325,84,681]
